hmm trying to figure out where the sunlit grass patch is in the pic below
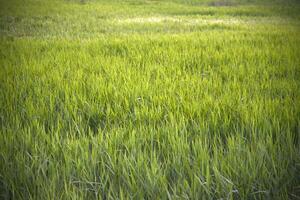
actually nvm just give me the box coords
[115,16,242,25]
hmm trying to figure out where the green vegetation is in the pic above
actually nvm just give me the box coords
[0,0,299,199]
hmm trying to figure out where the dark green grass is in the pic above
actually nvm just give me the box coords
[0,0,300,199]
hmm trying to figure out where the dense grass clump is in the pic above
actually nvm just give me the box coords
[0,0,299,199]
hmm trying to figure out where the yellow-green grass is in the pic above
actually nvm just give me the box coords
[0,0,299,199]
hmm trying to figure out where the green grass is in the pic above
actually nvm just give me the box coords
[0,0,300,199]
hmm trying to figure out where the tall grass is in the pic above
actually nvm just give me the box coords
[0,0,299,199]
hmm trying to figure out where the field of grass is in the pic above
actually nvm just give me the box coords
[0,0,300,199]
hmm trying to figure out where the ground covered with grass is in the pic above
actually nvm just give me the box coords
[0,0,300,199]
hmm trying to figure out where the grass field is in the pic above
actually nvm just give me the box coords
[0,0,300,199]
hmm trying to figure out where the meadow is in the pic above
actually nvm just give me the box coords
[0,0,300,199]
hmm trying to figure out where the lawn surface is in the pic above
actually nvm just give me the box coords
[0,0,300,199]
